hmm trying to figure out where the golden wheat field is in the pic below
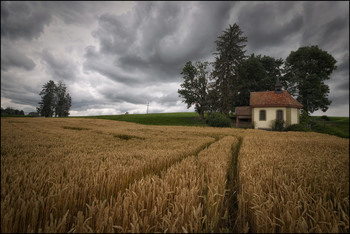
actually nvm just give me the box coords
[1,117,349,233]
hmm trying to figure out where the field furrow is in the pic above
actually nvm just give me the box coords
[72,135,238,233]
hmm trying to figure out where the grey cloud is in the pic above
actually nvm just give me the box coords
[329,91,349,106]
[93,13,135,55]
[1,1,114,42]
[1,46,36,71]
[332,53,349,92]
[301,2,349,51]
[95,83,155,106]
[335,53,349,75]
[86,1,235,87]
[320,17,348,48]
[335,79,349,92]
[1,1,349,116]
[156,92,180,107]
[83,48,141,86]
[1,1,52,40]
[41,1,91,25]
[70,100,107,112]
[42,49,78,80]
[1,73,40,107]
[238,2,303,50]
[103,92,149,105]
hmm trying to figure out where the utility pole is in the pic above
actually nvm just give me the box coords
[146,102,149,114]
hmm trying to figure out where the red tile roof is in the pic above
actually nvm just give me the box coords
[235,106,251,116]
[250,91,303,108]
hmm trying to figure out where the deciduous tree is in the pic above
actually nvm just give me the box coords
[178,61,210,119]
[55,81,72,117]
[283,45,337,114]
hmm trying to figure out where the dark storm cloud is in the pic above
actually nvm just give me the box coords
[1,1,100,41]
[42,49,78,81]
[83,46,141,86]
[334,53,349,92]
[1,45,36,71]
[301,2,349,50]
[320,16,349,48]
[41,1,92,25]
[1,1,52,40]
[1,1,348,116]
[237,2,304,50]
[329,91,349,106]
[336,53,349,75]
[85,1,235,86]
[335,79,349,92]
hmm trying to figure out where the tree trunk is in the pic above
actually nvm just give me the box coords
[199,109,205,120]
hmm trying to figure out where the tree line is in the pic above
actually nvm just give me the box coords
[178,23,337,119]
[1,107,25,116]
[1,80,72,117]
[37,80,72,117]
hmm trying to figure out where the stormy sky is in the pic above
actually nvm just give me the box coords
[1,1,349,116]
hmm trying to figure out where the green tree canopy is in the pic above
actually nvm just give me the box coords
[178,61,210,119]
[283,45,337,114]
[236,54,283,106]
[55,81,72,117]
[1,107,25,115]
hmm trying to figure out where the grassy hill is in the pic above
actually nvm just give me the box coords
[76,112,207,126]
[75,112,349,138]
[310,116,349,138]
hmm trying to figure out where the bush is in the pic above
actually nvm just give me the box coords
[320,115,330,121]
[299,111,315,130]
[206,112,231,127]
[300,111,310,124]
[272,119,285,131]
[285,124,311,132]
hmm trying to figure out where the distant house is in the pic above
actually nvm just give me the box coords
[27,112,40,117]
[235,78,303,129]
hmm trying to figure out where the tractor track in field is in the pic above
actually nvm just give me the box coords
[223,136,243,233]
[118,134,225,194]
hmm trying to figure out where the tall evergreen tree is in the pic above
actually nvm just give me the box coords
[37,80,72,117]
[283,45,337,114]
[37,80,57,117]
[210,23,247,115]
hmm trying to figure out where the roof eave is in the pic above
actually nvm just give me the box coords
[251,104,303,108]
